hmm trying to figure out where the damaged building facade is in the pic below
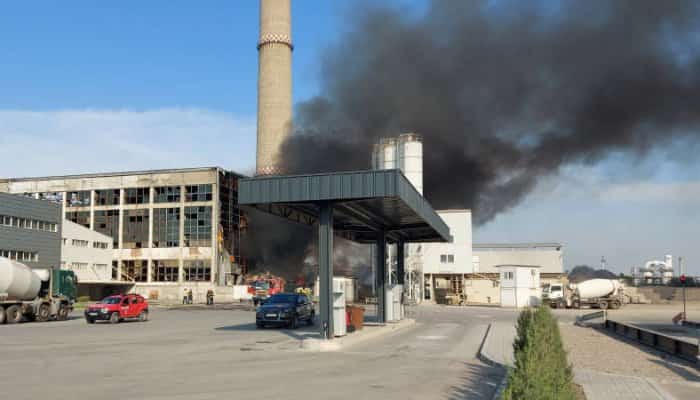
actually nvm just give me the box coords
[0,167,245,301]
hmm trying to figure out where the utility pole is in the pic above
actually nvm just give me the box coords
[679,256,686,321]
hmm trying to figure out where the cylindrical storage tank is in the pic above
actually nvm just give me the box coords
[398,133,423,194]
[371,144,381,170]
[0,258,42,301]
[575,279,621,299]
[380,138,397,170]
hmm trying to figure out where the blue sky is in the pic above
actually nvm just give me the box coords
[1,1,698,274]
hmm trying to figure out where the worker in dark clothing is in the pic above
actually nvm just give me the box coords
[187,288,193,305]
[206,289,215,305]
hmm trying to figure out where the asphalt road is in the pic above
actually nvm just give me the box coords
[0,305,518,400]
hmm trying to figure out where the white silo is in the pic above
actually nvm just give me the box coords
[398,133,423,194]
[661,254,674,284]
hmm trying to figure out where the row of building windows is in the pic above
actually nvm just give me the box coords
[114,260,211,282]
[0,215,58,232]
[66,206,213,249]
[440,254,455,263]
[35,184,215,208]
[61,238,110,249]
[0,249,39,262]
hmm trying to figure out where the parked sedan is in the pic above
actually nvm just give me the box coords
[256,293,315,329]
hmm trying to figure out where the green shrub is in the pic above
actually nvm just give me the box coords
[502,306,575,400]
[76,296,91,303]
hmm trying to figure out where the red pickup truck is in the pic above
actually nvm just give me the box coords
[84,294,149,324]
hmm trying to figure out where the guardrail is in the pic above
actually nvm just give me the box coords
[604,320,699,364]
[576,310,606,326]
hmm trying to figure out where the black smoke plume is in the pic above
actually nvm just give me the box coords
[281,0,700,225]
[244,0,700,278]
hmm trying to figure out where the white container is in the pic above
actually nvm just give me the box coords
[0,257,42,301]
[385,285,394,322]
[575,279,621,299]
[332,277,346,337]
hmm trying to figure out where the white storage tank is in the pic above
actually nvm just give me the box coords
[398,133,423,194]
[0,257,44,301]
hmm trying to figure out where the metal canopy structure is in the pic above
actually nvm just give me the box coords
[240,169,451,340]
[239,169,451,244]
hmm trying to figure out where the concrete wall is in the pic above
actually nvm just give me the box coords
[61,219,113,281]
[422,210,472,274]
[0,192,61,269]
[473,245,563,274]
[464,278,500,304]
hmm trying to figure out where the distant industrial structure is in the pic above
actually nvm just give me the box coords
[256,0,293,176]
[631,255,675,285]
[0,168,245,301]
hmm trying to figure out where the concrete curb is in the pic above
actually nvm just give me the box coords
[299,318,417,352]
[477,323,509,400]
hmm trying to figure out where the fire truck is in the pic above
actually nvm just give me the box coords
[247,274,285,306]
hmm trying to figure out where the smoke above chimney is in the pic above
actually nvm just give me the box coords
[279,0,700,225]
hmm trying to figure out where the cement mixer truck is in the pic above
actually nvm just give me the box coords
[0,257,76,324]
[544,279,624,310]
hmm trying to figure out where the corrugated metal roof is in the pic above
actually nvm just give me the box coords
[239,169,451,243]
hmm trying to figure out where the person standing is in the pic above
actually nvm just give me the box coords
[206,289,214,305]
[182,287,189,305]
[187,288,193,305]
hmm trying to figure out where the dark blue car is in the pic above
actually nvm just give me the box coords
[256,293,315,329]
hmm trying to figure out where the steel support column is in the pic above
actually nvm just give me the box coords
[397,241,405,285]
[376,231,387,324]
[318,202,334,339]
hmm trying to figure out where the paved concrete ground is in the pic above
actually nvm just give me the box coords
[0,305,515,400]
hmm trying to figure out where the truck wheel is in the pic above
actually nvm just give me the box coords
[56,306,69,321]
[36,304,51,322]
[109,312,120,324]
[610,300,621,310]
[598,301,609,310]
[0,306,5,324]
[5,305,22,324]
[138,311,148,322]
[572,300,581,309]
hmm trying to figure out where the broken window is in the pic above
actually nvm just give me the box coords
[152,259,179,282]
[95,189,120,206]
[94,210,120,248]
[183,206,212,247]
[154,186,181,203]
[66,191,91,207]
[122,209,149,249]
[112,261,118,280]
[37,192,63,204]
[122,260,148,282]
[125,187,149,204]
[185,184,213,202]
[152,207,180,247]
[65,211,90,228]
[184,260,211,281]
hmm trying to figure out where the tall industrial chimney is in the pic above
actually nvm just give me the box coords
[256,0,293,176]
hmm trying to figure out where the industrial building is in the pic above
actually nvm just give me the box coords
[370,134,564,306]
[0,192,62,270]
[0,167,245,301]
